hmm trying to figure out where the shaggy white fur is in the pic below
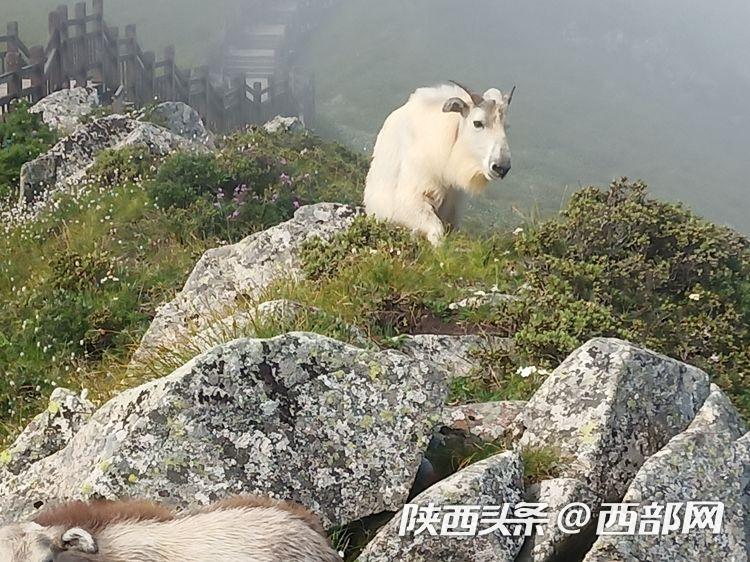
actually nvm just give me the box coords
[364,83,513,245]
[0,500,340,562]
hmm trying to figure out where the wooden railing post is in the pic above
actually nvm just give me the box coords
[47,10,63,91]
[123,24,138,104]
[56,4,71,88]
[6,22,19,53]
[29,45,46,102]
[73,2,88,87]
[5,51,22,102]
[143,50,155,103]
[162,45,175,101]
[251,81,262,124]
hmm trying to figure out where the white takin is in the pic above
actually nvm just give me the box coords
[364,81,515,244]
[0,496,340,562]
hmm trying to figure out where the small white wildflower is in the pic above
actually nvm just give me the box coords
[688,293,702,301]
[513,227,524,236]
[517,366,537,378]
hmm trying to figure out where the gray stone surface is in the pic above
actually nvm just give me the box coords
[139,101,215,148]
[442,401,526,442]
[264,115,305,134]
[0,333,447,528]
[132,203,364,364]
[358,451,525,562]
[18,114,202,206]
[515,338,710,503]
[29,86,100,134]
[0,388,96,476]
[584,386,749,562]
[517,478,602,562]
[394,334,512,379]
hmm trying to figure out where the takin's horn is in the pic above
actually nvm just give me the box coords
[449,80,484,106]
[506,85,516,106]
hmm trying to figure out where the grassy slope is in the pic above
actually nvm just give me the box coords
[2,0,227,66]
[0,121,366,443]
[302,0,750,232]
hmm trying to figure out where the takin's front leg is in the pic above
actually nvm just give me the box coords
[392,192,446,246]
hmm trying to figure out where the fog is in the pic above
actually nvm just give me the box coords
[303,0,750,230]
[5,0,748,229]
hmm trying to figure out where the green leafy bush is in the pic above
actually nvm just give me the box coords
[88,146,156,185]
[491,178,750,413]
[0,101,56,200]
[300,215,421,279]
[147,152,227,210]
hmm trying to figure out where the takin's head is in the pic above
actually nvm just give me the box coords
[0,522,103,562]
[443,80,515,183]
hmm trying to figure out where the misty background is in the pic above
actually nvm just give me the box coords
[5,0,749,230]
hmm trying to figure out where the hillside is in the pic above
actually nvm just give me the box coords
[302,0,750,232]
[1,98,750,561]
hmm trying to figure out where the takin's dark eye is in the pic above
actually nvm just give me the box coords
[473,120,484,129]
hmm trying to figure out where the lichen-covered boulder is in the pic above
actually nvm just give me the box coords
[442,401,526,442]
[0,388,95,476]
[139,101,215,148]
[358,451,525,562]
[394,334,512,379]
[584,386,749,562]
[132,204,364,364]
[0,333,447,527]
[18,114,202,206]
[516,338,710,502]
[29,86,100,134]
[517,478,602,562]
[264,115,305,134]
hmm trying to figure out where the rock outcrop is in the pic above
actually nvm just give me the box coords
[513,338,711,561]
[18,113,205,206]
[138,101,215,149]
[359,451,525,562]
[264,115,305,134]
[132,203,364,364]
[584,385,749,562]
[28,86,100,135]
[0,388,95,476]
[394,334,512,380]
[0,333,447,527]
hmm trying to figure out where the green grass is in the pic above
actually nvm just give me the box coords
[0,118,366,444]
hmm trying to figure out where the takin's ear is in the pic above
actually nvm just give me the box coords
[61,528,98,554]
[442,97,470,117]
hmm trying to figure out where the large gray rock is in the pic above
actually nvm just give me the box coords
[512,338,711,561]
[517,478,602,562]
[0,333,447,528]
[139,101,215,148]
[0,388,96,476]
[442,401,526,442]
[132,203,364,364]
[264,115,305,134]
[18,114,202,206]
[584,386,749,562]
[29,86,100,134]
[516,338,710,502]
[394,334,512,380]
[358,451,525,562]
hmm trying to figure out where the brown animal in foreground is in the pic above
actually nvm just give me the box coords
[0,495,341,562]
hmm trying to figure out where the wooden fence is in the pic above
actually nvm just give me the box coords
[0,0,317,132]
